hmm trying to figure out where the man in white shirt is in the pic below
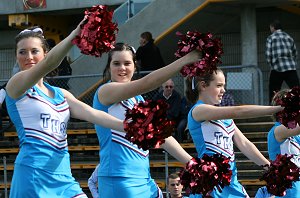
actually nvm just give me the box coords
[88,164,99,198]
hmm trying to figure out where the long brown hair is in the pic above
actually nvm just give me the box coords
[102,43,137,84]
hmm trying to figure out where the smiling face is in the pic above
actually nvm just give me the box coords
[16,37,46,71]
[199,71,226,105]
[110,50,135,83]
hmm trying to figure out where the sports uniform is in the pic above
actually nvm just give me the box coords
[7,83,87,198]
[188,100,249,198]
[268,122,300,197]
[93,83,163,198]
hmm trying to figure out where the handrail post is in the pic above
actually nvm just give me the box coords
[127,0,133,19]
[3,156,8,198]
[163,150,169,198]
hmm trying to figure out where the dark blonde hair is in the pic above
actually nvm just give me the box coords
[102,43,137,83]
[185,68,223,104]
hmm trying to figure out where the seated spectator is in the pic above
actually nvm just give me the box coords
[220,91,235,106]
[153,79,182,137]
[88,164,99,198]
[255,186,274,198]
[177,96,193,142]
[0,83,8,131]
[167,172,189,198]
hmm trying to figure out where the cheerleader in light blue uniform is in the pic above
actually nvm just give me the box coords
[93,43,202,197]
[184,69,283,198]
[6,22,125,198]
[267,89,300,198]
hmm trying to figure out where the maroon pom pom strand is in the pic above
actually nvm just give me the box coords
[179,154,232,197]
[261,154,300,196]
[123,100,175,151]
[72,5,118,57]
[175,31,223,77]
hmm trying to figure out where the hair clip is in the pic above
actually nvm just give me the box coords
[19,27,44,36]
[129,45,136,54]
[192,77,195,90]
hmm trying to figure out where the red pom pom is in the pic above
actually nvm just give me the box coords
[261,154,300,196]
[275,86,300,129]
[179,154,232,197]
[123,100,175,151]
[175,31,223,77]
[72,5,118,57]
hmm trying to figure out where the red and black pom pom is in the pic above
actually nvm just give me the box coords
[72,5,118,57]
[179,154,232,197]
[123,100,175,151]
[175,31,223,77]
[261,154,300,196]
[274,86,300,129]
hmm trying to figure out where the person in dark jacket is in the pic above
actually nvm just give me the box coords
[153,79,183,141]
[136,31,165,72]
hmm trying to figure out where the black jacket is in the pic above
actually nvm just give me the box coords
[136,40,165,71]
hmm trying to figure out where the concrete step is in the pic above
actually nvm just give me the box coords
[236,122,274,132]
[234,116,273,123]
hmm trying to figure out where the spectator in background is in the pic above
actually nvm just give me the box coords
[266,19,300,103]
[46,38,72,90]
[177,96,193,142]
[136,32,165,99]
[88,164,99,198]
[153,79,182,141]
[136,31,165,72]
[167,172,188,198]
[0,83,8,131]
[220,92,235,106]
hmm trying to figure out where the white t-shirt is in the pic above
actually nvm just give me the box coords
[0,88,6,104]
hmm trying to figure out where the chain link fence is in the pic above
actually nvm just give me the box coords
[0,65,263,106]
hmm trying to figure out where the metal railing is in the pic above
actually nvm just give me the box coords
[0,65,264,106]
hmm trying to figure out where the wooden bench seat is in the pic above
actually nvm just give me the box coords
[0,148,19,154]
[239,179,266,186]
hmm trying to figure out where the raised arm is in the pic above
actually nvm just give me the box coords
[63,90,124,132]
[6,21,83,99]
[192,104,283,122]
[274,124,300,142]
[99,50,201,105]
